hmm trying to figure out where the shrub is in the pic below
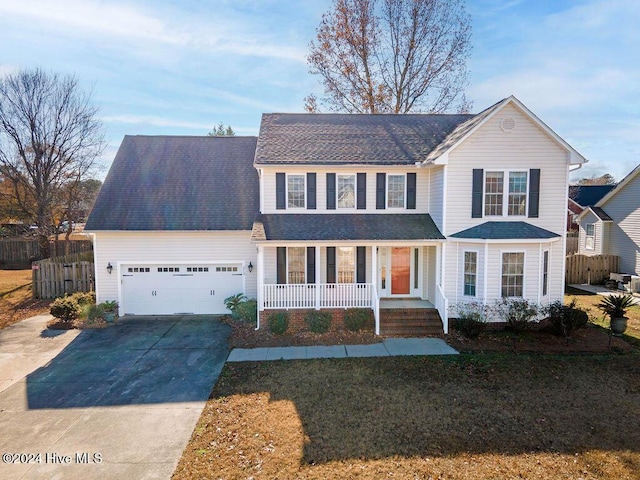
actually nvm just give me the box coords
[224,293,247,318]
[72,291,95,306]
[87,304,106,323]
[452,302,487,339]
[268,312,289,335]
[545,300,589,338]
[344,308,370,332]
[494,298,540,334]
[305,310,332,333]
[235,299,257,324]
[100,300,118,312]
[50,296,81,322]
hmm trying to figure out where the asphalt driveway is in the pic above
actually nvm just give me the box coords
[0,314,230,479]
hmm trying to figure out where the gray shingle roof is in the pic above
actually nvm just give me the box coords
[450,221,560,240]
[590,207,613,221]
[252,214,445,241]
[568,185,616,207]
[254,113,473,165]
[85,135,259,231]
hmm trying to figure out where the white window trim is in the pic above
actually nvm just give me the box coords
[337,173,357,210]
[500,250,526,298]
[542,249,549,297]
[387,173,406,209]
[585,223,595,250]
[286,174,306,209]
[462,250,479,297]
[484,170,529,218]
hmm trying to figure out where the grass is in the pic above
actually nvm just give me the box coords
[0,269,51,329]
[174,354,640,479]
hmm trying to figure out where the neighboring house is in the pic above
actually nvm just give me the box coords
[576,164,640,276]
[567,184,615,231]
[85,96,586,335]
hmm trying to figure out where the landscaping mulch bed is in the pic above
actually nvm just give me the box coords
[46,318,108,330]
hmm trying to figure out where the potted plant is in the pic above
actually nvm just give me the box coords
[597,294,635,335]
[100,300,119,323]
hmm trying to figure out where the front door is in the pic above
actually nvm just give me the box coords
[391,247,411,295]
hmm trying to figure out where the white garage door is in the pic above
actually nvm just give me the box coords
[121,264,244,315]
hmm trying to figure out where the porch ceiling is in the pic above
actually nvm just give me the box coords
[251,214,445,242]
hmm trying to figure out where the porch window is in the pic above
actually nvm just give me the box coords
[287,175,305,208]
[585,223,595,250]
[501,252,524,297]
[337,175,356,208]
[542,250,549,296]
[337,246,355,283]
[463,251,477,296]
[387,175,405,208]
[484,172,504,216]
[288,247,305,284]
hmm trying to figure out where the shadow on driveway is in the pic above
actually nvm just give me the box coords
[22,316,230,409]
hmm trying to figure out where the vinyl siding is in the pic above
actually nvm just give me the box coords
[577,211,604,255]
[428,166,445,232]
[445,104,569,238]
[94,231,256,304]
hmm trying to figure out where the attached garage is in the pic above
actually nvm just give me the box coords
[120,263,245,315]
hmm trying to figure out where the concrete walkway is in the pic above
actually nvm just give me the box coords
[569,283,640,299]
[227,337,458,362]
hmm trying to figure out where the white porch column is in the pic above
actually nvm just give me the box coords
[371,245,379,335]
[256,245,264,330]
[315,246,321,309]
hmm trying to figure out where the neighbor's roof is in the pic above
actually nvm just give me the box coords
[85,135,259,231]
[568,184,616,207]
[451,221,560,240]
[251,214,445,241]
[254,113,473,166]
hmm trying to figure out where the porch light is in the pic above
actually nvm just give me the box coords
[248,261,253,273]
[106,263,113,275]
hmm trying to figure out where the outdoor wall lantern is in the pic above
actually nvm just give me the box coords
[248,261,253,273]
[107,263,113,275]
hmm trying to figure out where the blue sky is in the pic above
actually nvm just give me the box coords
[0,0,638,182]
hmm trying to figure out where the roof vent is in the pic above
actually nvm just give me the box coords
[500,116,516,132]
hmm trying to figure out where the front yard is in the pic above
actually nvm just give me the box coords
[0,269,51,329]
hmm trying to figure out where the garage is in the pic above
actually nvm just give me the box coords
[120,263,244,315]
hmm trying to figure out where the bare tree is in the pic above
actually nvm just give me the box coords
[306,0,472,114]
[0,68,104,257]
[577,173,616,186]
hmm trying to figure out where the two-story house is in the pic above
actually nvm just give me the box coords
[85,96,586,335]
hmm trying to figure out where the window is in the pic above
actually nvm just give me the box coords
[387,175,405,208]
[337,175,356,208]
[502,252,524,297]
[508,172,528,215]
[542,250,549,296]
[585,223,595,250]
[337,246,355,283]
[464,252,477,296]
[287,175,305,208]
[485,172,504,216]
[485,171,528,216]
[288,247,305,284]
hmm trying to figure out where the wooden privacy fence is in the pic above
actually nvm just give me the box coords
[0,239,93,268]
[32,251,95,299]
[566,233,578,255]
[565,254,619,285]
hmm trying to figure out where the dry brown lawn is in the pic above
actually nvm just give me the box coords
[0,269,51,329]
[174,354,640,480]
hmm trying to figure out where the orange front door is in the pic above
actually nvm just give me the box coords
[391,247,411,295]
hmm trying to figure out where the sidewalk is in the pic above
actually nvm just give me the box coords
[227,337,458,362]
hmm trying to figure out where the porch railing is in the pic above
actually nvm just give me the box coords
[262,283,374,310]
[435,284,449,334]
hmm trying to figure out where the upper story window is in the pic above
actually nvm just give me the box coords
[585,223,595,250]
[484,171,527,217]
[337,175,356,208]
[287,175,305,208]
[387,174,405,208]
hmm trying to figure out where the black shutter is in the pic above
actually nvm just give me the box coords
[326,247,336,283]
[357,173,367,209]
[276,173,286,210]
[307,173,316,210]
[529,169,540,218]
[407,172,417,209]
[277,247,287,284]
[472,169,483,218]
[326,173,336,210]
[307,247,316,283]
[376,173,386,209]
[356,247,366,283]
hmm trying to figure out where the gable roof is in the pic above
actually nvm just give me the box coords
[450,221,560,240]
[595,163,640,207]
[85,135,259,231]
[254,113,473,166]
[568,184,616,207]
[422,95,588,166]
[251,214,444,241]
